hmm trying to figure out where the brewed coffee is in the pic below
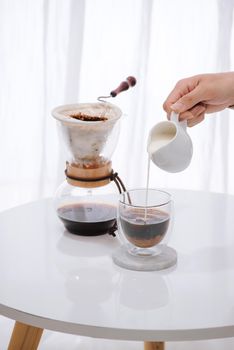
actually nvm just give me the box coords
[120,208,170,248]
[57,202,117,236]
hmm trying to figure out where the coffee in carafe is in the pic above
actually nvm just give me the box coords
[57,202,117,236]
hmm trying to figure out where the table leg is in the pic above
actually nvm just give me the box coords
[144,341,165,350]
[7,321,43,350]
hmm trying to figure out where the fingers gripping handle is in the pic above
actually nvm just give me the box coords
[170,111,179,123]
[170,111,187,130]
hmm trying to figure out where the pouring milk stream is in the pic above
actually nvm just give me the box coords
[144,112,193,220]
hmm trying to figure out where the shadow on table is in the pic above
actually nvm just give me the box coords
[56,230,120,257]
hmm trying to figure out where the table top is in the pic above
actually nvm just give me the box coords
[0,189,234,341]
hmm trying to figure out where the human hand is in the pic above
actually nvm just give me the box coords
[163,72,234,126]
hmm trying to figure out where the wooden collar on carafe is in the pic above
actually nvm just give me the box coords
[65,161,113,188]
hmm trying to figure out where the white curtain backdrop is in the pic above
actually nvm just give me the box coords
[0,0,234,211]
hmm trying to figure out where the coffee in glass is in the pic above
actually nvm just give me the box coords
[118,189,172,256]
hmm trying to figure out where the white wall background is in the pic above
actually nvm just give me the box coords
[0,0,234,211]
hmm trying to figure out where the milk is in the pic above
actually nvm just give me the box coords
[147,112,193,173]
[144,155,151,221]
[147,133,175,154]
[144,133,174,221]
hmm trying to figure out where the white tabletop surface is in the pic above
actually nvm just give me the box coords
[0,189,234,342]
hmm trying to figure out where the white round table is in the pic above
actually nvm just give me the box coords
[0,189,234,350]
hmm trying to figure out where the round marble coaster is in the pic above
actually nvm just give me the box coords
[112,244,177,271]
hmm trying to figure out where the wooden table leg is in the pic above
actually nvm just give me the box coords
[7,321,43,350]
[144,341,165,350]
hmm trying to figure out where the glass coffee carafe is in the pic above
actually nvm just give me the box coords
[52,102,125,236]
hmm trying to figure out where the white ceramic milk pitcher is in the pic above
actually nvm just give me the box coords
[147,112,193,173]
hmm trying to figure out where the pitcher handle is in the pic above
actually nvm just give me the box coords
[170,111,187,130]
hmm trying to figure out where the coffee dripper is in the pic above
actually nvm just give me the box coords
[52,78,136,237]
